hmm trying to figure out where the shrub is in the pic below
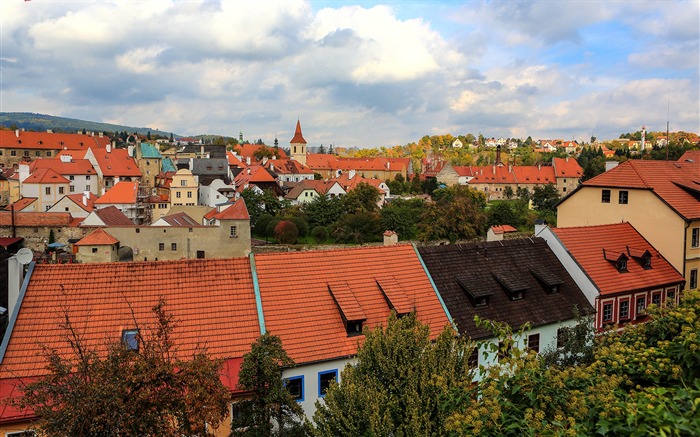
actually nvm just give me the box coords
[274,220,299,244]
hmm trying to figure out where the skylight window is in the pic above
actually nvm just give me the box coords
[122,329,139,351]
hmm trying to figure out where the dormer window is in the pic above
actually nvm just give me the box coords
[627,247,652,270]
[604,249,629,273]
[456,275,495,307]
[618,259,627,272]
[328,282,367,337]
[529,267,563,294]
[122,329,139,351]
[492,272,528,301]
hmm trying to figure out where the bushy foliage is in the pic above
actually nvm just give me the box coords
[274,220,299,245]
[303,196,344,229]
[417,186,487,243]
[310,226,328,243]
[15,300,230,437]
[313,313,474,436]
[341,183,381,214]
[380,198,426,240]
[332,212,382,244]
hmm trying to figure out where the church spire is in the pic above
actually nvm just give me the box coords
[290,120,308,165]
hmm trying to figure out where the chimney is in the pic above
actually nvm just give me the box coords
[565,156,569,162]
[107,141,112,153]
[383,230,398,246]
[262,156,268,165]
[349,169,356,180]
[509,164,513,172]
[386,161,390,170]
[15,129,19,138]
[83,192,88,206]
[99,132,103,138]
[246,157,251,166]
[18,162,30,183]
[46,129,53,133]
[127,144,134,157]
[496,145,502,165]
[606,161,619,172]
[200,145,205,155]
[537,164,541,170]
[270,163,274,171]
[247,168,251,175]
[8,249,33,323]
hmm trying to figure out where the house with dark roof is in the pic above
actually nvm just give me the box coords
[417,238,592,368]
[557,156,700,289]
[537,222,685,331]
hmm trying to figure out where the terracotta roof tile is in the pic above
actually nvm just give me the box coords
[0,258,260,380]
[253,245,450,364]
[75,228,119,246]
[5,198,37,212]
[64,193,98,212]
[92,205,134,225]
[213,199,250,220]
[22,168,70,185]
[0,211,75,227]
[95,181,138,204]
[0,130,110,151]
[91,147,142,177]
[29,158,96,176]
[551,222,684,296]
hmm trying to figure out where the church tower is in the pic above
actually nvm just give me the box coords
[290,120,307,166]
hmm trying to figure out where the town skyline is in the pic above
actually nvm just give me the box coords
[1,0,698,148]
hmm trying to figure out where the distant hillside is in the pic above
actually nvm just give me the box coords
[0,112,177,138]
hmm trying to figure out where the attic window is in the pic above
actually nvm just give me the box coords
[627,246,652,270]
[529,267,564,294]
[492,272,528,301]
[456,275,495,307]
[328,282,367,337]
[604,249,629,273]
[122,329,139,351]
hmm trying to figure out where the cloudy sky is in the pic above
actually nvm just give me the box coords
[1,0,698,148]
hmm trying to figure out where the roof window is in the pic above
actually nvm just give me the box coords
[122,329,139,351]
[627,246,652,269]
[456,275,495,307]
[529,267,563,294]
[492,272,528,301]
[603,249,629,273]
[328,282,366,337]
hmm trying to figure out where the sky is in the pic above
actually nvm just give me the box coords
[1,0,698,148]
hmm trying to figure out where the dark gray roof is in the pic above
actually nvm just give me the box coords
[418,238,592,340]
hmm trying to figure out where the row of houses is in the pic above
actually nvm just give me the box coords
[0,212,687,433]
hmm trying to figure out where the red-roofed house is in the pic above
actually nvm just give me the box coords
[84,144,142,194]
[20,154,98,196]
[74,228,120,262]
[284,180,345,205]
[47,192,98,218]
[330,171,390,206]
[252,244,452,417]
[486,224,518,241]
[94,181,140,223]
[19,168,70,212]
[0,258,261,433]
[0,129,110,168]
[537,222,685,331]
[557,157,700,289]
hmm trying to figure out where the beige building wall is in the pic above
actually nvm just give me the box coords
[76,243,119,263]
[558,186,686,277]
[102,219,251,261]
[685,220,700,289]
[170,169,198,207]
[138,157,160,187]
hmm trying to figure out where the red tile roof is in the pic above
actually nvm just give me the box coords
[75,228,119,246]
[290,120,307,144]
[0,258,260,380]
[157,212,201,227]
[91,147,142,177]
[469,164,556,185]
[91,205,134,226]
[95,181,138,204]
[0,211,76,227]
[213,198,250,220]
[490,225,518,234]
[64,193,98,212]
[253,245,450,364]
[234,166,276,187]
[580,159,700,220]
[235,144,288,160]
[678,150,700,163]
[453,165,483,177]
[29,157,96,176]
[0,130,110,151]
[5,198,37,212]
[22,168,69,185]
[551,222,684,296]
[305,153,339,170]
[552,157,583,177]
[284,180,340,200]
[227,151,248,168]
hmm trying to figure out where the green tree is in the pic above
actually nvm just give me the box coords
[531,183,560,212]
[503,185,514,200]
[341,183,380,214]
[332,211,382,244]
[15,299,230,436]
[487,201,523,228]
[232,334,308,436]
[318,144,326,154]
[380,198,426,240]
[313,312,474,436]
[303,196,344,229]
[417,186,487,242]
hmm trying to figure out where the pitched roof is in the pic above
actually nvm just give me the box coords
[235,144,288,160]
[139,142,162,159]
[0,130,110,151]
[0,258,260,380]
[21,168,70,185]
[63,193,98,212]
[234,166,277,187]
[95,181,138,204]
[418,238,592,340]
[0,211,77,227]
[579,159,700,220]
[156,212,201,227]
[290,120,307,144]
[490,225,518,234]
[211,198,250,221]
[284,180,339,200]
[469,164,556,185]
[92,205,133,225]
[29,157,96,176]
[252,245,450,364]
[161,157,177,173]
[305,153,339,170]
[91,147,142,177]
[678,150,700,163]
[552,157,583,178]
[5,198,37,212]
[75,228,119,246]
[550,222,684,296]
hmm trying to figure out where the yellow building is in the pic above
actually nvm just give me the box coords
[170,168,198,208]
[557,153,700,290]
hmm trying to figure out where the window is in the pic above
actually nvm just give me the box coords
[691,269,698,290]
[692,228,699,248]
[91,247,98,253]
[617,259,628,272]
[23,150,29,157]
[181,180,187,186]
[527,333,540,353]
[69,185,75,192]
[230,226,237,238]
[86,175,91,180]
[10,150,17,156]
[69,175,75,181]
[601,189,611,203]
[176,192,181,198]
[602,303,613,323]
[196,250,205,259]
[58,187,64,194]
[346,320,363,336]
[45,187,51,195]
[666,290,676,304]
[171,243,177,251]
[651,292,661,306]
[187,191,192,198]
[122,329,139,351]
[318,369,338,397]
[618,190,628,204]
[159,243,165,251]
[619,300,629,320]
[35,151,40,156]
[85,184,90,191]
[636,296,646,317]
[285,376,304,401]
[46,151,52,157]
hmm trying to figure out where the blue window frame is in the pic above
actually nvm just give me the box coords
[318,369,338,397]
[285,375,304,402]
[122,329,139,351]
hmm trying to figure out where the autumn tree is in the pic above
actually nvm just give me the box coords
[232,333,308,437]
[274,220,299,244]
[313,312,474,436]
[15,299,230,437]
[417,185,487,242]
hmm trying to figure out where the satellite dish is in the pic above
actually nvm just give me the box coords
[16,248,33,265]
